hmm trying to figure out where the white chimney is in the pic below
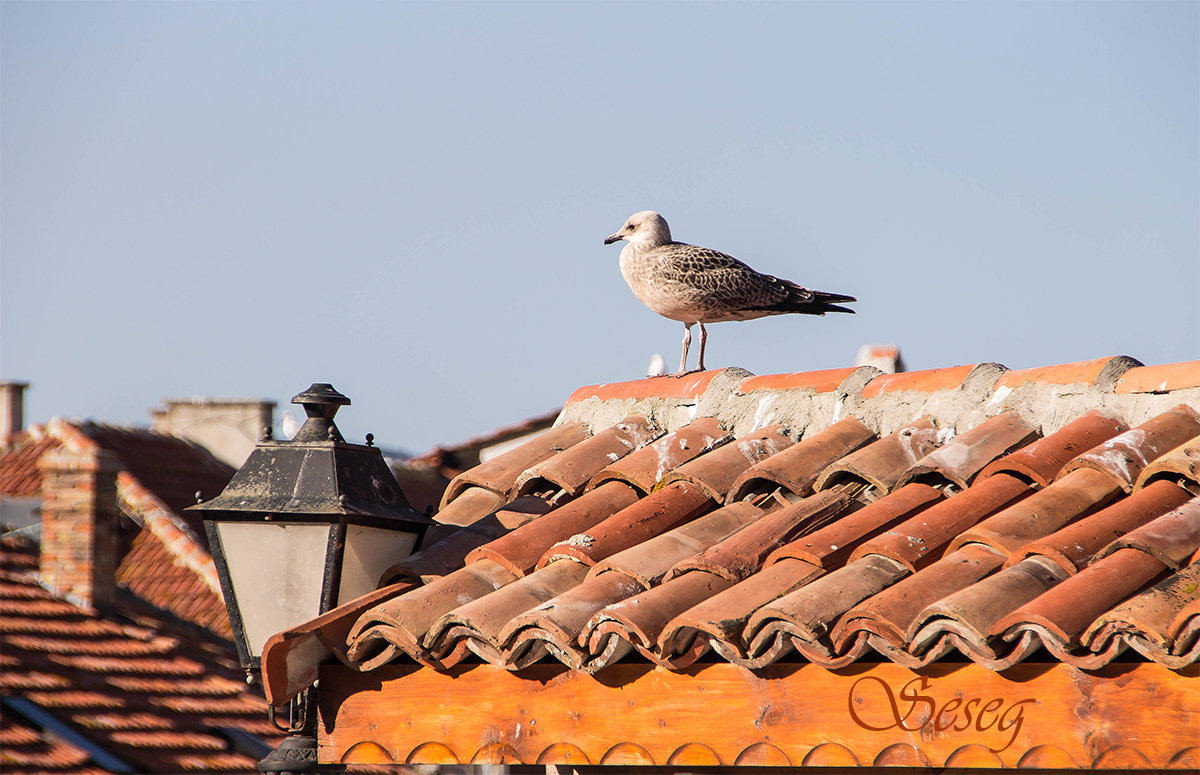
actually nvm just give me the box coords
[150,397,275,467]
[855,345,906,374]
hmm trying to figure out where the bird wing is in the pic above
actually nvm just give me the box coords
[652,243,791,310]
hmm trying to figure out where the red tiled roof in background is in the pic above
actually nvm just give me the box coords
[0,418,234,635]
[0,416,266,771]
[0,432,62,497]
[0,534,281,774]
[265,356,1200,703]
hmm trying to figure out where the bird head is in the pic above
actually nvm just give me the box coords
[604,210,672,247]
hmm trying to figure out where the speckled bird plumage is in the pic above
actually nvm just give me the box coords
[605,210,856,374]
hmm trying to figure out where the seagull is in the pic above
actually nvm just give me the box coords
[604,211,856,375]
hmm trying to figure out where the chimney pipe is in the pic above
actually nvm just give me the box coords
[0,381,29,439]
[37,447,122,612]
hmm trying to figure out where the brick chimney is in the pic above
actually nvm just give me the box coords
[0,380,29,439]
[37,447,122,612]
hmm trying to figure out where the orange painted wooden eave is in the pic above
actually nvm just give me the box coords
[317,661,1197,770]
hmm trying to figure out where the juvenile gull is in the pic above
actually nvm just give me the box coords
[604,210,856,375]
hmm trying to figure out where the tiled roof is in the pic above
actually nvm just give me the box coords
[0,534,280,773]
[0,418,234,635]
[0,432,62,498]
[319,357,1200,683]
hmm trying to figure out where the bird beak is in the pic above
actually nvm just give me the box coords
[603,232,623,245]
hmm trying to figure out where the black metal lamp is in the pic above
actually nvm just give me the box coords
[190,383,434,773]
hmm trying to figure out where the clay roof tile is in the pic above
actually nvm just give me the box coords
[896,412,1038,491]
[1134,434,1200,491]
[814,417,942,493]
[1059,404,1200,492]
[1092,498,1200,570]
[260,359,1200,688]
[511,415,661,498]
[726,416,875,502]
[978,409,1128,487]
[660,424,794,501]
[586,418,729,494]
[439,422,590,508]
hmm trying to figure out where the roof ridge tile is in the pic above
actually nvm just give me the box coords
[735,367,864,395]
[860,363,979,399]
[993,355,1142,391]
[1115,360,1200,394]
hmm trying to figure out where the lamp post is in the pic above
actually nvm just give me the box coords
[190,383,434,773]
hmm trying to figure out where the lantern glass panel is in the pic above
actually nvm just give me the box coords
[215,520,330,659]
[337,524,419,605]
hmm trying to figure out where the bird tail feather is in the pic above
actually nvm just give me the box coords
[772,286,857,315]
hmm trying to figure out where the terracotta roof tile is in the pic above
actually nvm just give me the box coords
[537,481,713,568]
[993,355,1141,390]
[425,560,590,665]
[440,421,590,508]
[1093,498,1200,569]
[860,364,977,398]
[895,412,1038,490]
[590,501,764,587]
[0,434,62,497]
[1136,435,1200,490]
[1083,561,1200,666]
[765,482,943,569]
[814,416,943,492]
[512,414,660,498]
[736,367,860,394]
[853,473,1032,569]
[993,548,1170,648]
[587,417,728,494]
[1009,480,1193,573]
[0,535,279,773]
[1115,360,1200,394]
[978,409,1128,487]
[463,482,642,577]
[950,468,1124,556]
[261,357,1200,707]
[666,486,856,583]
[726,416,875,502]
[834,543,1007,651]
[660,424,793,500]
[565,370,723,404]
[1058,404,1200,491]
[1,421,233,635]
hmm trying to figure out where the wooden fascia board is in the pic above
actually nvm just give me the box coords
[318,661,1198,769]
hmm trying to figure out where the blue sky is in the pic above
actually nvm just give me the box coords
[2,1,1197,454]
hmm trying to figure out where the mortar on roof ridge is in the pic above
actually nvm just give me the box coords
[986,386,1014,412]
[752,394,779,431]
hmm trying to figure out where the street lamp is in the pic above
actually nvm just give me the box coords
[190,383,434,773]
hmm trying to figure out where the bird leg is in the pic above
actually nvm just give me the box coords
[696,322,708,372]
[677,324,693,375]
